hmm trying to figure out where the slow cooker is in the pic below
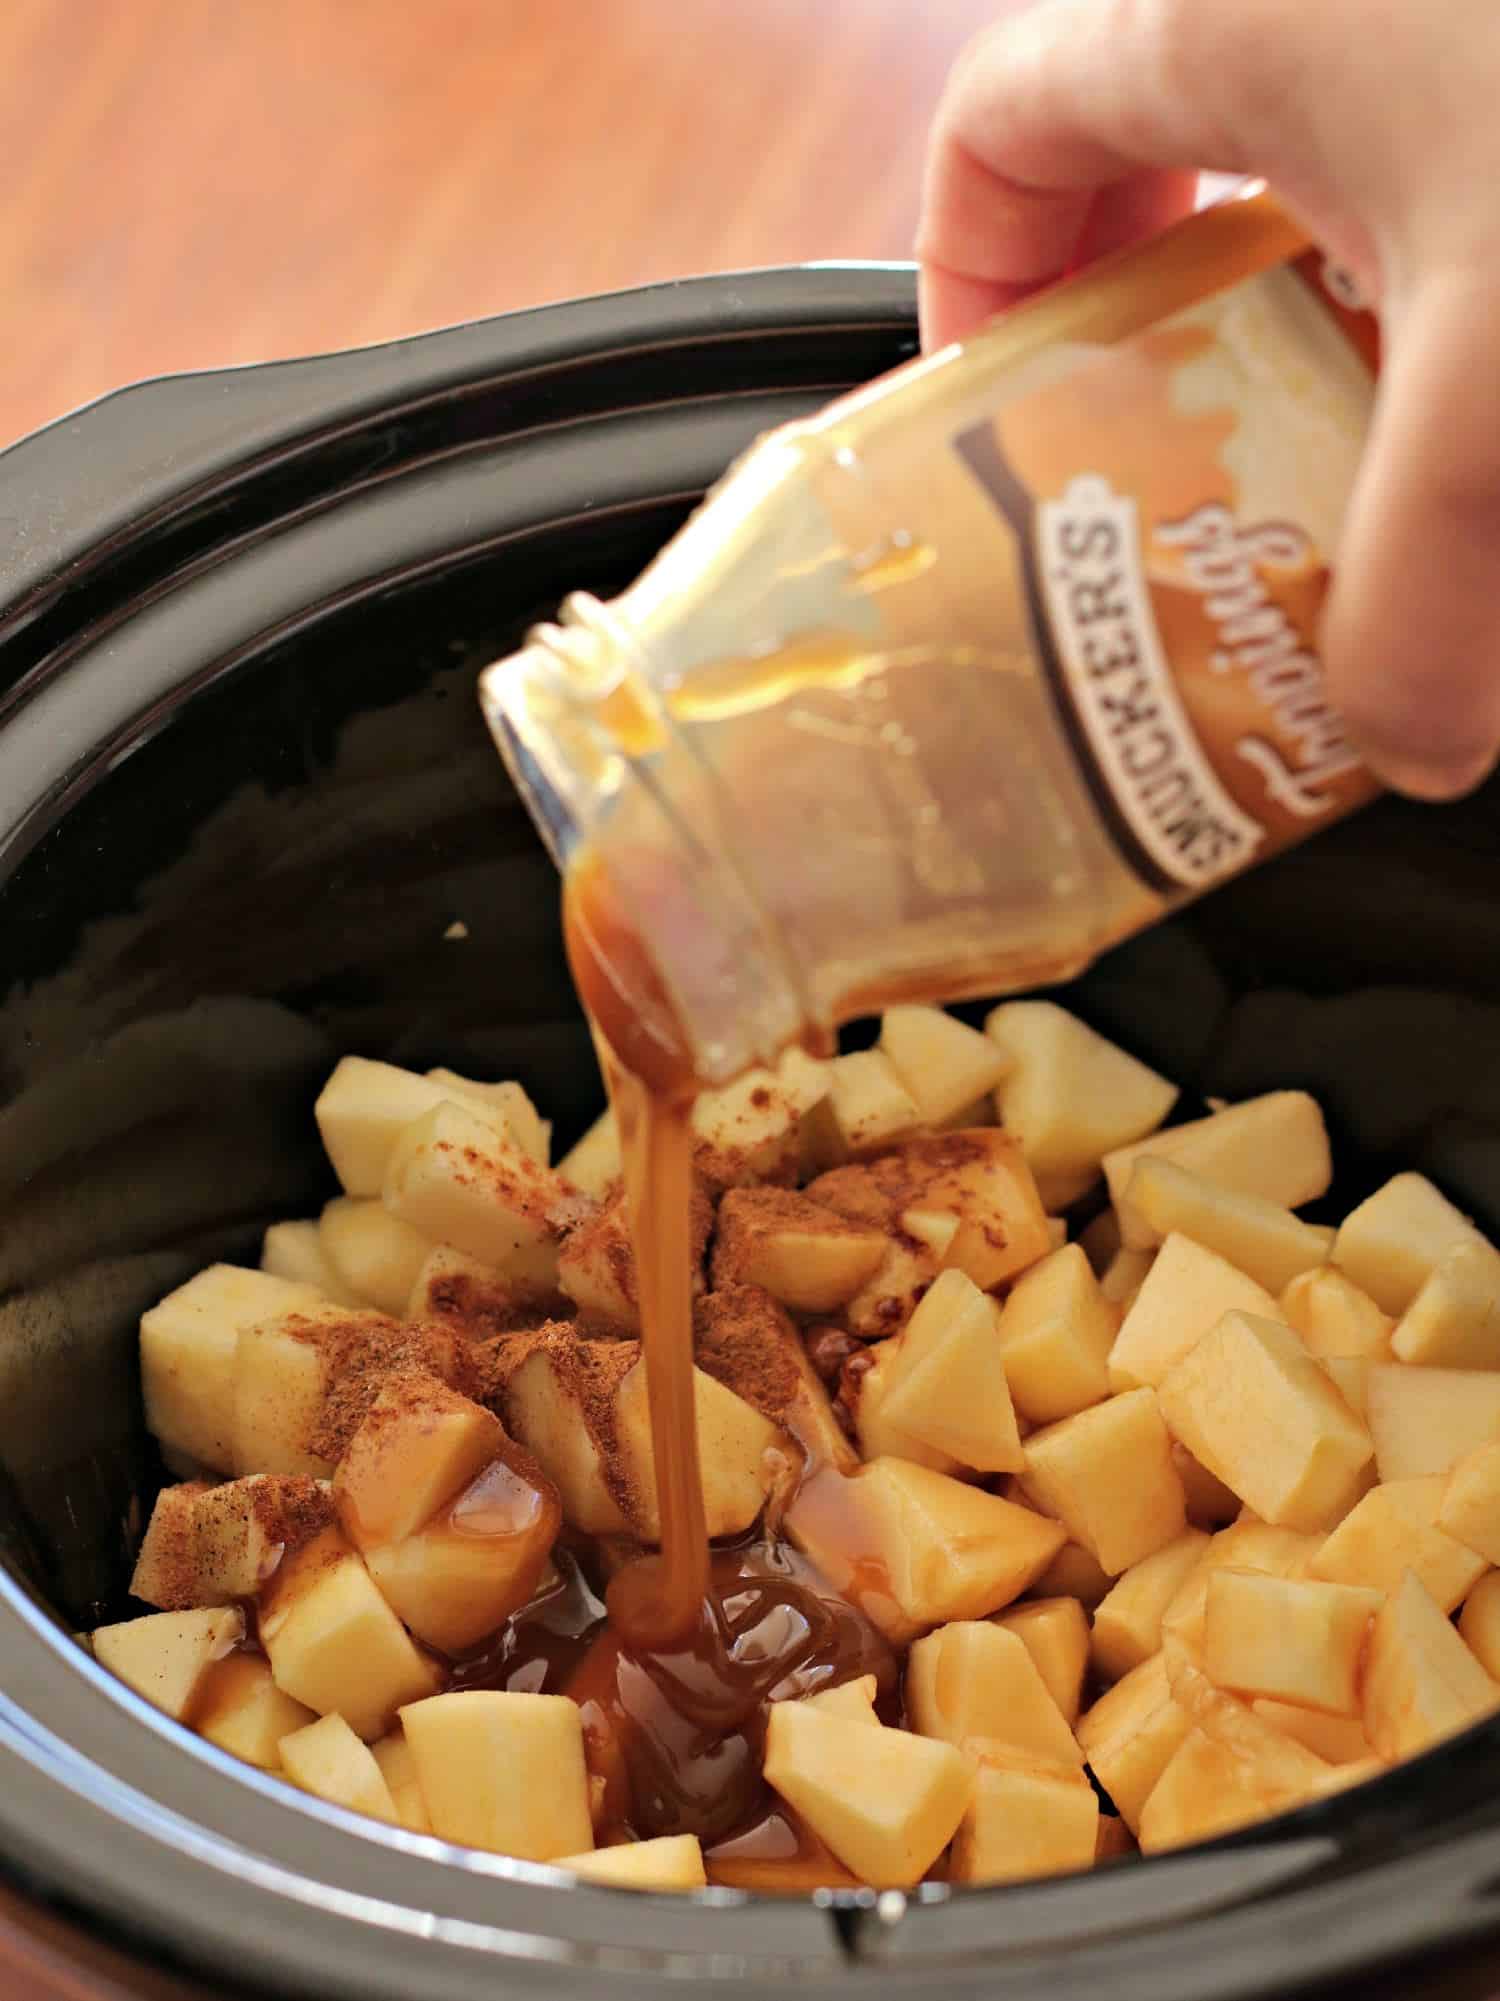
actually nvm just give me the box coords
[1,267,1499,2001]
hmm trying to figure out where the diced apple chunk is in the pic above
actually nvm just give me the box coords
[1203,1570,1381,1715]
[1439,1440,1500,1565]
[763,1700,972,1888]
[1108,1233,1281,1393]
[985,1002,1177,1200]
[558,1109,621,1199]
[1105,1092,1332,1248]
[800,1675,880,1725]
[261,1221,359,1305]
[1136,1728,1273,1853]
[400,1691,593,1859]
[1076,1653,1191,1833]
[366,1449,561,1653]
[259,1529,438,1739]
[1459,1572,1500,1679]
[1363,1570,1500,1761]
[1364,1364,1500,1482]
[371,1731,431,1832]
[995,1597,1090,1724]
[141,1265,328,1474]
[1100,1247,1155,1307]
[196,1653,316,1768]
[315,1056,510,1197]
[812,1050,922,1162]
[710,1187,887,1314]
[558,1836,708,1891]
[319,1197,433,1317]
[1091,1530,1210,1682]
[949,1741,1098,1884]
[1281,1268,1393,1361]
[93,1607,243,1722]
[693,1284,859,1478]
[1021,1388,1186,1575]
[556,1195,641,1331]
[692,1049,830,1189]
[132,1474,333,1608]
[1251,1701,1374,1766]
[875,1269,1024,1473]
[786,1459,1065,1644]
[880,1006,1012,1128]
[1309,1476,1487,1612]
[1122,1157,1330,1294]
[233,1303,418,1479]
[907,1621,1082,1766]
[426,1070,551,1165]
[1333,1172,1484,1316]
[1158,1312,1373,1531]
[383,1099,564,1283]
[335,1371,507,1550]
[278,1712,398,1823]
[994,1245,1116,1424]
[1391,1239,1500,1368]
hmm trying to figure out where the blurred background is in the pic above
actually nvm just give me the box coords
[2,0,1002,448]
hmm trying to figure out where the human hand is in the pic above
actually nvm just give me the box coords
[918,0,1500,799]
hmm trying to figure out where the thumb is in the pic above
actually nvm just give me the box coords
[1321,268,1500,798]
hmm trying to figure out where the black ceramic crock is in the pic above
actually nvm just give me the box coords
[1,268,1499,2001]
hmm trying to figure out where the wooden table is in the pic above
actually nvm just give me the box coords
[1,0,1001,451]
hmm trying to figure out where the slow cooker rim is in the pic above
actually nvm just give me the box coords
[2,266,1500,1999]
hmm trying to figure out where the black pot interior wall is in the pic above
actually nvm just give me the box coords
[2,477,1499,1667]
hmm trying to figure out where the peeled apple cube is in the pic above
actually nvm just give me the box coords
[1363,1364,1500,1483]
[1332,1172,1484,1317]
[906,1621,1082,1766]
[763,1699,973,1888]
[985,1001,1177,1194]
[259,1530,438,1739]
[1309,1475,1487,1612]
[319,1197,433,1317]
[786,1458,1066,1645]
[400,1690,593,1859]
[1122,1157,1330,1294]
[558,1836,708,1891]
[278,1712,398,1824]
[853,1343,964,1477]
[1107,1233,1282,1394]
[196,1654,316,1768]
[1281,1267,1394,1361]
[994,1243,1116,1424]
[877,1268,1025,1473]
[141,1265,328,1474]
[1391,1239,1500,1368]
[1090,1530,1210,1683]
[995,1597,1091,1725]
[1157,1311,1374,1531]
[1363,1570,1500,1761]
[382,1099,564,1279]
[1136,1728,1270,1854]
[1075,1653,1191,1834]
[800,1675,881,1725]
[232,1303,401,1479]
[426,1069,551,1165]
[691,1049,830,1188]
[816,1050,922,1160]
[1021,1388,1186,1576]
[1202,1570,1382,1716]
[878,1005,1011,1128]
[1439,1440,1500,1565]
[949,1741,1098,1885]
[261,1221,360,1305]
[1104,1092,1332,1249]
[371,1732,431,1832]
[709,1187,888,1315]
[315,1056,511,1198]
[92,1607,243,1721]
[334,1371,508,1550]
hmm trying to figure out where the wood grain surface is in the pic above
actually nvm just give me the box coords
[1,0,1001,451]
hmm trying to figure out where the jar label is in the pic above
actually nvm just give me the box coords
[957,254,1382,896]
